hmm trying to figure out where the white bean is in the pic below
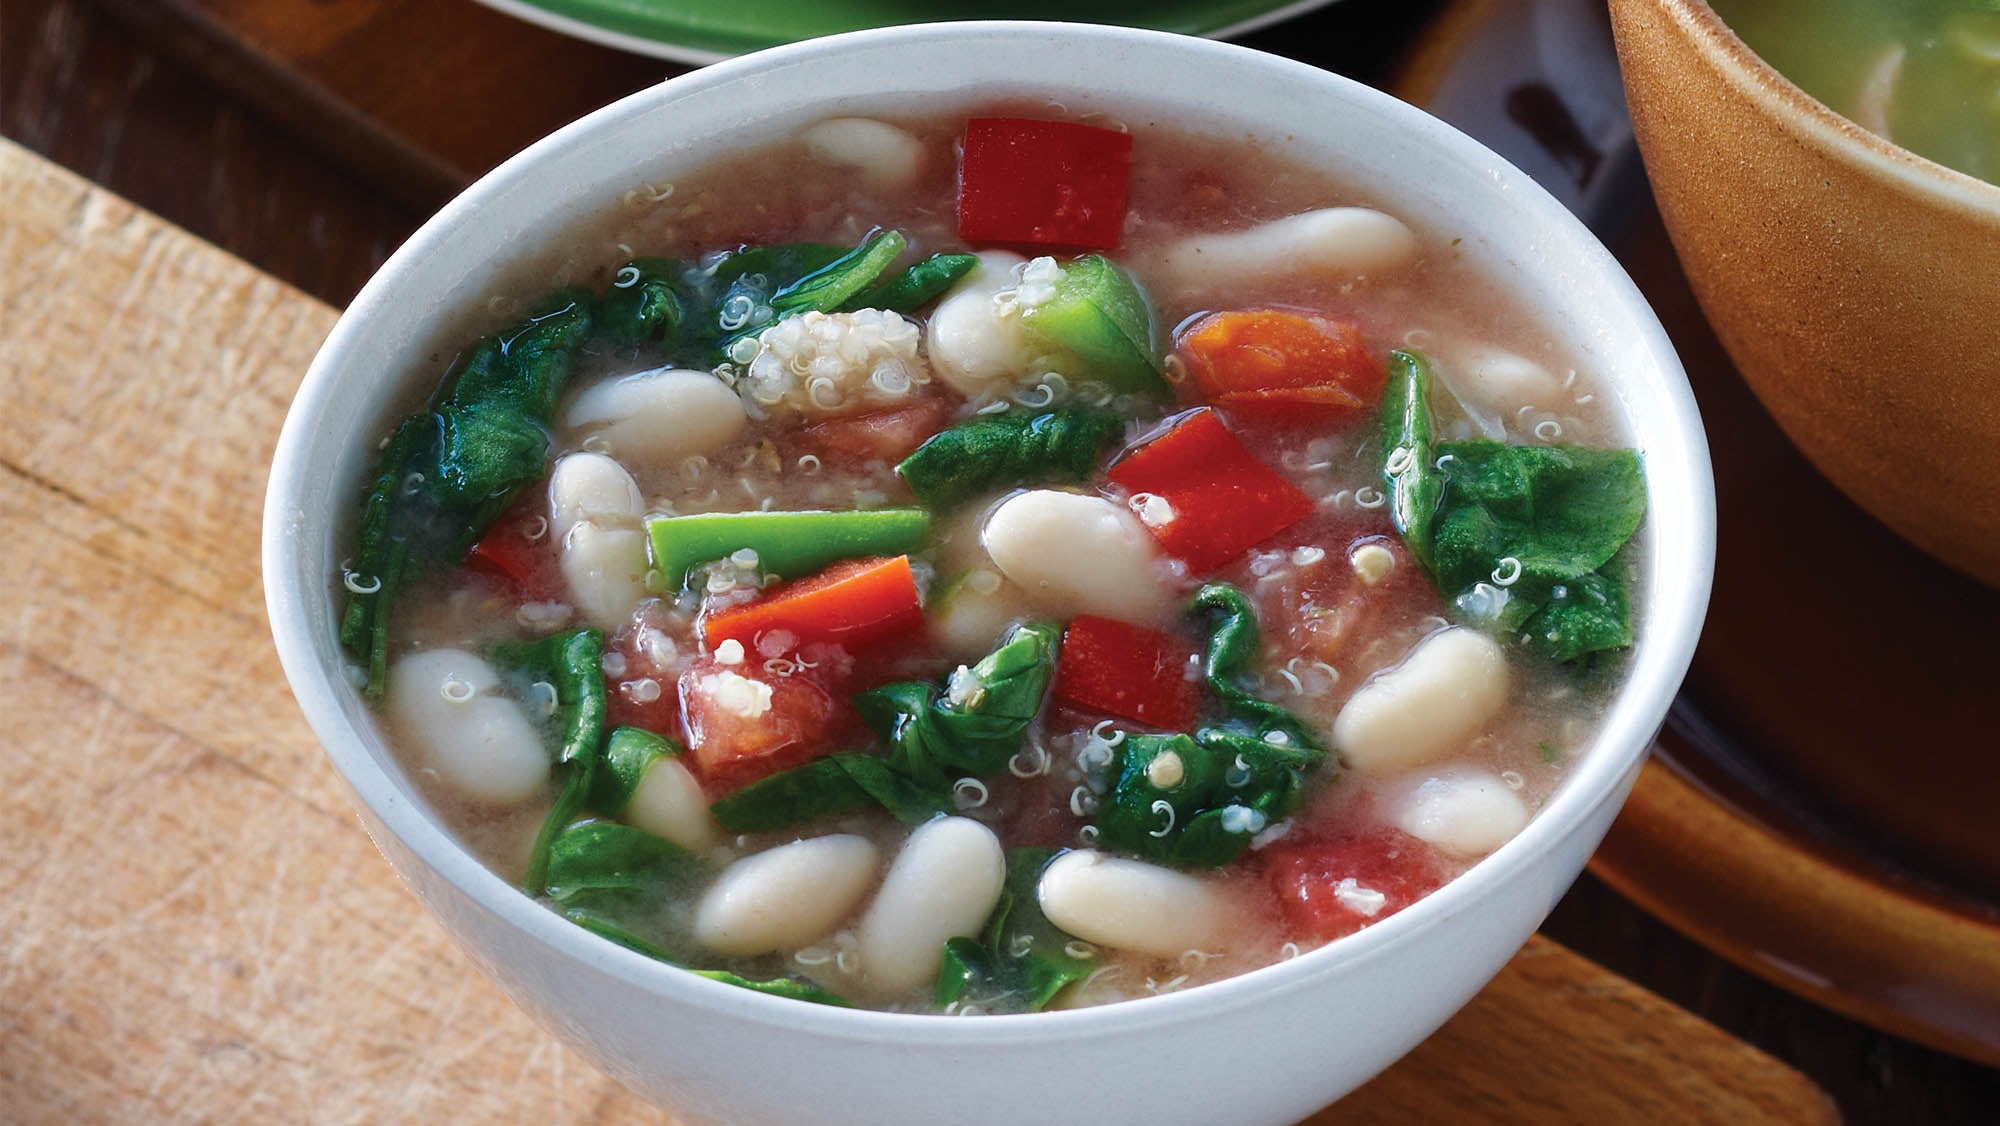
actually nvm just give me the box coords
[1154,208,1418,293]
[1333,627,1510,774]
[548,451,643,539]
[800,117,925,190]
[856,817,1006,995]
[383,649,548,806]
[559,522,648,632]
[622,755,720,853]
[1036,851,1227,958]
[1442,348,1566,431]
[982,490,1175,626]
[924,251,1035,397]
[564,367,747,467]
[693,835,880,956]
[1389,768,1531,858]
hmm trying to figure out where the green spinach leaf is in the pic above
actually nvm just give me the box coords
[895,409,1123,510]
[491,628,608,894]
[855,622,1059,791]
[934,848,1093,1012]
[840,252,979,313]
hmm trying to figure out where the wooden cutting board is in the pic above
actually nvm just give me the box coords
[0,141,1835,1124]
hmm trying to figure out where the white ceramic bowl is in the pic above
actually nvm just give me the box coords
[265,21,1714,1125]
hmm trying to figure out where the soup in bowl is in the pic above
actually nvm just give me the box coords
[265,21,1712,1124]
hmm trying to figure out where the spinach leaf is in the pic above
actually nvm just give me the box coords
[770,229,907,317]
[491,628,609,894]
[1089,587,1327,868]
[1378,350,1648,666]
[855,622,1059,791]
[895,409,1123,510]
[593,725,680,816]
[339,290,595,694]
[934,849,1093,1012]
[840,252,979,313]
[709,757,875,831]
[544,821,698,908]
[596,258,685,346]
[1382,348,1443,575]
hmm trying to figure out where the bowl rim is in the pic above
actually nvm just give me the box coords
[1664,0,2000,214]
[263,19,1715,1043]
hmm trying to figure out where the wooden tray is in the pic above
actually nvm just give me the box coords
[0,141,1839,1124]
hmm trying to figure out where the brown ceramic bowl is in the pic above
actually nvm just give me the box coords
[1608,0,2000,588]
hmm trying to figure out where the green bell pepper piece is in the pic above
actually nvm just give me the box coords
[646,508,930,591]
[1020,254,1167,397]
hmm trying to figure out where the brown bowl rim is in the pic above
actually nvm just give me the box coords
[1665,0,2000,216]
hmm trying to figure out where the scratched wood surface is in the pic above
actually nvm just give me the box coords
[0,141,1837,1124]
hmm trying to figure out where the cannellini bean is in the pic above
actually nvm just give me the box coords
[622,755,720,853]
[800,117,925,190]
[693,835,880,956]
[564,367,747,466]
[1333,627,1510,774]
[560,522,648,632]
[1389,768,1531,858]
[856,817,1006,995]
[1036,851,1227,958]
[924,251,1036,396]
[982,490,1175,625]
[548,451,643,538]
[383,649,548,806]
[1153,208,1418,293]
[1442,348,1567,430]
[929,569,1035,659]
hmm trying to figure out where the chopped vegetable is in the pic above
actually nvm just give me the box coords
[463,497,562,602]
[1106,408,1314,573]
[935,848,1094,1012]
[769,229,908,318]
[1052,615,1198,730]
[894,408,1122,509]
[1262,828,1446,941]
[647,508,930,592]
[795,397,951,464]
[709,753,950,831]
[1177,310,1385,419]
[854,621,1058,791]
[1379,350,1646,665]
[839,252,980,313]
[490,628,608,895]
[699,555,924,654]
[340,291,594,694]
[1018,255,1167,396]
[958,118,1132,250]
[595,258,684,346]
[678,659,843,792]
[1382,349,1443,574]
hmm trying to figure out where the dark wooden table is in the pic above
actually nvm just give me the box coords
[6,0,1994,1120]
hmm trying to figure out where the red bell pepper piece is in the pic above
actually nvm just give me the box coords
[1177,310,1386,421]
[958,117,1132,251]
[699,555,924,655]
[1106,408,1314,573]
[463,499,562,602]
[1054,615,1199,730]
[1262,827,1447,941]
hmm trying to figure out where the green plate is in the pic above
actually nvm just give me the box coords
[477,1,1340,64]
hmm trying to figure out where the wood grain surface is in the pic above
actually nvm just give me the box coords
[0,140,1839,1124]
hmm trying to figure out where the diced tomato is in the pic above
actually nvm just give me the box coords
[1107,408,1314,574]
[958,117,1132,251]
[463,498,562,602]
[1235,514,1442,670]
[793,396,951,464]
[604,611,685,735]
[678,659,844,792]
[700,555,924,655]
[1261,827,1448,941]
[1177,310,1386,422]
[1054,615,1199,730]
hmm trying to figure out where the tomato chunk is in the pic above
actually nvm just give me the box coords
[1178,310,1386,421]
[958,118,1132,250]
[1107,408,1314,573]
[463,498,562,602]
[700,555,924,655]
[793,396,950,464]
[1054,615,1199,730]
[679,660,843,793]
[1262,827,1448,941]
